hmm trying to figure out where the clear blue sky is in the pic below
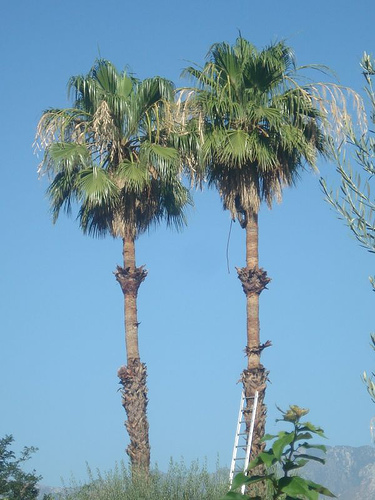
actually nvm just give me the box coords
[1,0,374,487]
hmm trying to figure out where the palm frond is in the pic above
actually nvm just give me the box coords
[77,167,119,205]
[116,160,149,193]
[48,142,90,164]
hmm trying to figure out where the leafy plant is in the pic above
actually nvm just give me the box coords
[0,435,41,500]
[320,52,375,402]
[363,333,375,402]
[222,406,335,500]
[59,458,228,499]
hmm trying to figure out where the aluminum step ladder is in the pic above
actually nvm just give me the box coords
[229,390,259,494]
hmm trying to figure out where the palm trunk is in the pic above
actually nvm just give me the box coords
[236,211,271,493]
[115,237,150,473]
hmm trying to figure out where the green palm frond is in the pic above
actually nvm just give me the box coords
[116,160,149,193]
[161,181,192,231]
[181,66,215,89]
[48,142,90,165]
[77,167,119,205]
[139,142,179,180]
[46,168,80,222]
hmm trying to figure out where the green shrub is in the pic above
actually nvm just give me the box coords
[59,458,229,500]
[0,434,41,500]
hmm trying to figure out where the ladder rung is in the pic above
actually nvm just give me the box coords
[230,391,259,489]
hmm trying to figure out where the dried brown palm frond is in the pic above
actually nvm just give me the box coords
[309,82,367,143]
[91,100,122,164]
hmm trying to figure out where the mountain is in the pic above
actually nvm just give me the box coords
[38,485,65,499]
[304,445,375,499]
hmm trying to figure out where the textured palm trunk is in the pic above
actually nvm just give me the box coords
[237,212,271,493]
[115,237,150,473]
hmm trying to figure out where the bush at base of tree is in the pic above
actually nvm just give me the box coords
[58,459,228,500]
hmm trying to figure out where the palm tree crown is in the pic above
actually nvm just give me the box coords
[184,38,327,224]
[37,59,190,238]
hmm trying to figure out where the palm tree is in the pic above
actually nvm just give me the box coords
[36,60,190,472]
[184,38,327,460]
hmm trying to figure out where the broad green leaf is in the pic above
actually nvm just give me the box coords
[272,432,295,459]
[279,476,318,500]
[295,432,313,441]
[299,423,326,437]
[231,472,247,490]
[249,450,277,468]
[231,472,266,490]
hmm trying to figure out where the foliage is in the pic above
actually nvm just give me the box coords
[320,52,375,283]
[183,37,329,223]
[35,59,191,240]
[222,406,335,500]
[58,459,228,500]
[320,52,375,401]
[363,333,375,402]
[0,435,41,500]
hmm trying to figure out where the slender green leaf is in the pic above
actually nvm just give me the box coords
[297,453,325,464]
[304,479,336,497]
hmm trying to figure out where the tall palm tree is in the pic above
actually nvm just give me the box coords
[184,38,327,460]
[36,60,190,472]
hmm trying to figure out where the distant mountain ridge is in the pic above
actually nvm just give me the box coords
[304,445,375,499]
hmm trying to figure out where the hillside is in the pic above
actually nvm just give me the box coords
[305,445,375,499]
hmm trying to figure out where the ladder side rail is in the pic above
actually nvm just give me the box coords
[229,391,245,485]
[241,390,259,495]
